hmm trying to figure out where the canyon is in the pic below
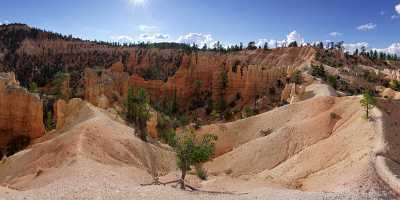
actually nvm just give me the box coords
[1,24,400,199]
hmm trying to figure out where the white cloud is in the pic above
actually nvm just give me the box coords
[128,0,147,6]
[286,30,304,44]
[343,42,369,53]
[253,31,305,49]
[110,32,170,43]
[374,43,400,56]
[329,32,342,37]
[110,35,135,43]
[176,33,215,47]
[396,3,400,14]
[139,33,170,42]
[357,23,376,31]
[138,25,158,33]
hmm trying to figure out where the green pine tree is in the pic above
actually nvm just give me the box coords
[360,90,376,119]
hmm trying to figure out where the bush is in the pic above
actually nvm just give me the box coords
[290,70,302,84]
[51,72,69,99]
[156,114,178,147]
[310,65,326,79]
[28,82,39,93]
[195,165,208,180]
[327,75,338,89]
[45,111,55,131]
[242,106,255,118]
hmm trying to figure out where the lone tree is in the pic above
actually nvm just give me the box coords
[124,86,151,141]
[175,130,217,189]
[360,90,376,119]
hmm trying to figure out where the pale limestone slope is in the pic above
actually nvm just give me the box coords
[0,99,176,190]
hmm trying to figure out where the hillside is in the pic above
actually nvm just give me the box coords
[0,85,398,199]
[2,24,400,199]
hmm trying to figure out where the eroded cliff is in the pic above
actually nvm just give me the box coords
[0,72,45,152]
[84,47,316,112]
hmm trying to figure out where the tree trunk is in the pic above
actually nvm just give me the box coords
[180,168,187,189]
[366,105,369,119]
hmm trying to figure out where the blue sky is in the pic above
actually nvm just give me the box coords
[1,0,400,53]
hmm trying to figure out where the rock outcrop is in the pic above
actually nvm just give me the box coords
[281,83,306,104]
[53,98,92,130]
[84,47,315,110]
[0,72,45,149]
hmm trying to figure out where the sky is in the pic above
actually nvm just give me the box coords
[1,0,400,54]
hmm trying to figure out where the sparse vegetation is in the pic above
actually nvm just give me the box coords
[290,70,302,84]
[45,111,55,131]
[174,129,217,189]
[195,165,208,180]
[327,75,338,89]
[242,106,256,118]
[28,82,39,93]
[51,72,69,99]
[310,65,326,79]
[360,90,376,119]
[124,86,151,141]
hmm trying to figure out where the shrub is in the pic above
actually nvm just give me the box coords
[327,75,338,89]
[242,106,255,118]
[51,72,69,99]
[28,82,39,93]
[45,111,55,131]
[195,165,208,180]
[290,70,302,84]
[156,114,178,147]
[310,65,326,79]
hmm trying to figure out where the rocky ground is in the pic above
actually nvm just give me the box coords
[0,84,399,199]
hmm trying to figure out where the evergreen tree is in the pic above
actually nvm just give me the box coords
[246,41,257,50]
[288,41,298,47]
[263,42,269,50]
[353,49,359,56]
[174,129,217,189]
[360,90,376,119]
[124,86,151,141]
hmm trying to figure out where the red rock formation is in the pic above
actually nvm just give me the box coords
[0,72,45,149]
[84,47,316,110]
